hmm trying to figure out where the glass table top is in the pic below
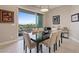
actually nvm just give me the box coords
[29,32,43,42]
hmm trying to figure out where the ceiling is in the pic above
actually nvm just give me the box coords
[25,5,63,13]
[30,5,62,10]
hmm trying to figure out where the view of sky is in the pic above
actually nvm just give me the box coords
[18,12,36,25]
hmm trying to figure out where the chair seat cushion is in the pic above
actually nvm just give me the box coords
[42,39,50,47]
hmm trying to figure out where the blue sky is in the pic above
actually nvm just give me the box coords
[18,12,36,25]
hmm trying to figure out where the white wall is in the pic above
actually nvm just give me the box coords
[0,5,18,43]
[43,6,71,28]
[70,6,79,42]
[44,5,79,42]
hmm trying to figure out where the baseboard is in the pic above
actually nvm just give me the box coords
[0,39,18,46]
[69,36,79,43]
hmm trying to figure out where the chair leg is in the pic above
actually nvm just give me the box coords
[53,44,55,52]
[24,45,25,50]
[30,49,31,53]
[25,46,27,53]
[61,33,63,43]
[40,44,43,53]
[59,40,60,47]
[55,42,57,50]
[49,47,51,53]
[61,38,62,43]
[23,39,25,50]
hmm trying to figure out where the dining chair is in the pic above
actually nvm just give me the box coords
[62,27,69,39]
[58,30,62,46]
[23,32,36,53]
[42,31,58,53]
[55,30,62,50]
[32,28,39,34]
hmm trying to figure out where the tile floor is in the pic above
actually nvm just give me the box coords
[0,38,79,53]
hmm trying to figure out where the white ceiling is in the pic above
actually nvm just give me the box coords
[30,5,62,10]
[25,5,63,14]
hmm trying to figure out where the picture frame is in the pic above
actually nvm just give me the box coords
[0,9,14,23]
[53,15,60,24]
[71,13,79,22]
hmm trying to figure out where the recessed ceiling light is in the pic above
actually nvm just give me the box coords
[40,8,48,12]
[40,5,49,12]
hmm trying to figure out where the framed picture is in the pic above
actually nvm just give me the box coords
[0,9,14,23]
[53,15,60,24]
[71,13,79,22]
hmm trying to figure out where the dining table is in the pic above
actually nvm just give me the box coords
[28,32,49,53]
[26,29,63,53]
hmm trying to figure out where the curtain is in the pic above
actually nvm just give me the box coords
[36,13,43,28]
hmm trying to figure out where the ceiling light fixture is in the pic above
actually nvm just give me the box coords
[40,5,49,12]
